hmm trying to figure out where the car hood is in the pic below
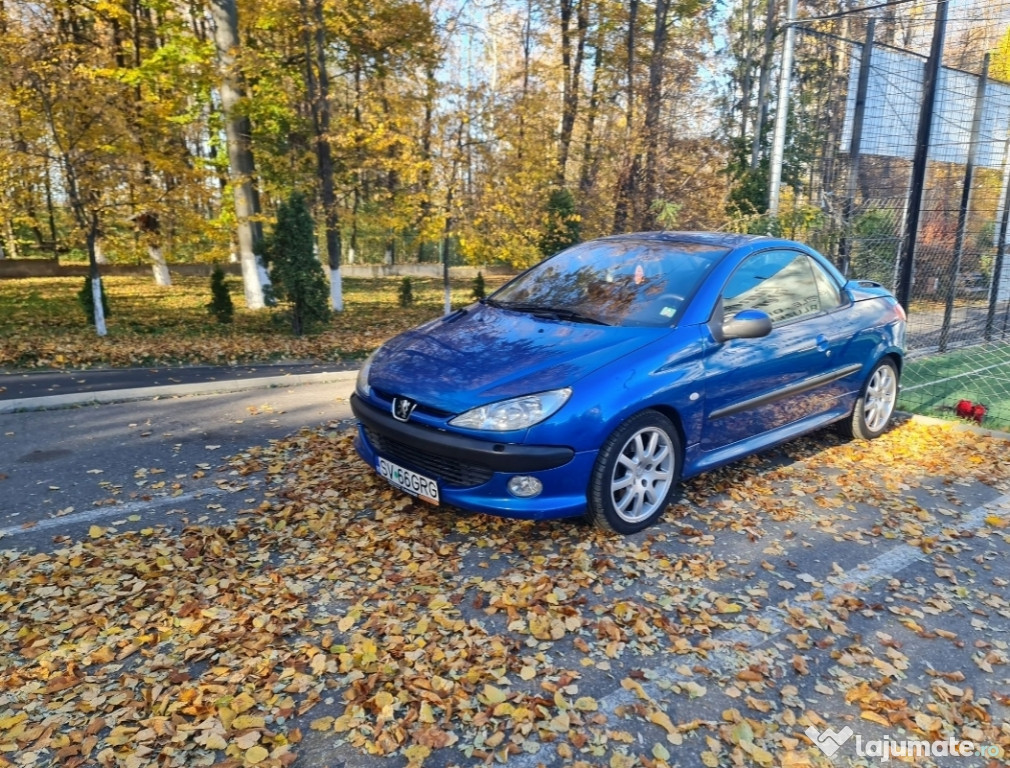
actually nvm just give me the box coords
[369,303,668,414]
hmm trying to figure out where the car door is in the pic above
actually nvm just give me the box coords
[700,249,845,451]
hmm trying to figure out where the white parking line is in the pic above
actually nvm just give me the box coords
[0,486,231,540]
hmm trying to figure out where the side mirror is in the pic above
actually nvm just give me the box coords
[722,309,772,340]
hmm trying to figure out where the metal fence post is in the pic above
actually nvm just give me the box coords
[987,131,1010,341]
[895,0,948,310]
[939,53,988,352]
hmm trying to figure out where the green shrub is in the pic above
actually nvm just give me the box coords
[539,187,581,257]
[398,276,414,307]
[206,264,234,324]
[263,192,332,336]
[472,271,486,301]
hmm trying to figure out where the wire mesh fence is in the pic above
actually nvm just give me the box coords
[780,2,1010,431]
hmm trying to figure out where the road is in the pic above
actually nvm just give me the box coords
[1,377,1008,767]
[0,374,356,550]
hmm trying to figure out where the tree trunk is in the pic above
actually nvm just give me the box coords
[1,217,16,259]
[518,0,533,161]
[94,236,108,264]
[737,0,755,141]
[86,212,107,336]
[613,0,639,232]
[35,71,106,335]
[310,0,342,310]
[209,0,270,309]
[558,0,588,181]
[642,0,671,225]
[578,30,604,206]
[750,0,778,170]
[417,59,437,261]
[150,244,171,285]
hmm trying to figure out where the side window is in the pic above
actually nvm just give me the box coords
[810,258,843,311]
[723,250,822,324]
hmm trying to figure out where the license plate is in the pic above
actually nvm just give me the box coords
[377,457,440,505]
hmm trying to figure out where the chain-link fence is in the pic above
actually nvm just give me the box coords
[777,2,1010,430]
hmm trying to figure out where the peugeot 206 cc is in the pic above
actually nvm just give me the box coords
[350,232,906,534]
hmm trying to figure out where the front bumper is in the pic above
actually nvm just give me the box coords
[350,393,593,520]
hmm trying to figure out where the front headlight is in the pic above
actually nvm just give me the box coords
[449,388,572,431]
[356,350,377,397]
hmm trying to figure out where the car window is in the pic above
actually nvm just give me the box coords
[722,250,823,324]
[810,257,843,311]
[490,239,728,327]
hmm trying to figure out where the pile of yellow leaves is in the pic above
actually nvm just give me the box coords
[1,421,1009,767]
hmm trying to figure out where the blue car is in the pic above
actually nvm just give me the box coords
[351,232,906,534]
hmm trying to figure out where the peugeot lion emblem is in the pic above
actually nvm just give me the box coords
[392,397,417,422]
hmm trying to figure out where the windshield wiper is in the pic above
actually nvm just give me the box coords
[490,301,610,325]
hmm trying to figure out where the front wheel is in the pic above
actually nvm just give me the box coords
[587,411,682,534]
[840,358,899,440]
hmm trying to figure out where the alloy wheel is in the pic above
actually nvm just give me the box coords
[609,427,675,524]
[863,363,897,433]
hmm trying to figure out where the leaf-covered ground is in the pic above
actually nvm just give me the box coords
[0,276,502,370]
[2,419,1009,767]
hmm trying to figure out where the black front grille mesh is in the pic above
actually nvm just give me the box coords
[363,426,494,488]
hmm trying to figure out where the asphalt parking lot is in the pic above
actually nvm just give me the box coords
[0,372,1008,767]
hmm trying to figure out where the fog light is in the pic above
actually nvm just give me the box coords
[508,475,543,498]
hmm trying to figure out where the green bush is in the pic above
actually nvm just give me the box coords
[539,187,581,257]
[263,192,332,336]
[206,264,234,324]
[398,276,414,307]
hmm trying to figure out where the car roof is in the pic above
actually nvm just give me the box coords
[597,231,777,248]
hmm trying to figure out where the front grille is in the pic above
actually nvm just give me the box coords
[372,388,453,419]
[363,426,494,488]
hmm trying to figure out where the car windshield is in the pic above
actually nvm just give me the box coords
[488,239,728,327]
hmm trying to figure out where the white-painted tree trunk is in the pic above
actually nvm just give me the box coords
[94,238,108,264]
[330,266,343,311]
[1,220,18,259]
[92,277,107,337]
[209,0,269,309]
[150,245,172,286]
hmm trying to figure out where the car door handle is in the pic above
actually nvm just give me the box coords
[815,334,830,352]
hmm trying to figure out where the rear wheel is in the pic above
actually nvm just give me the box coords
[841,358,898,440]
[587,411,682,534]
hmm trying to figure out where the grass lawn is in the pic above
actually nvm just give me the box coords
[898,343,1010,431]
[0,274,508,370]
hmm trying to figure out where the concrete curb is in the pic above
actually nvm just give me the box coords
[0,369,358,414]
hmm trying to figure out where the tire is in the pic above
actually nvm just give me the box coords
[840,358,899,440]
[587,410,682,534]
